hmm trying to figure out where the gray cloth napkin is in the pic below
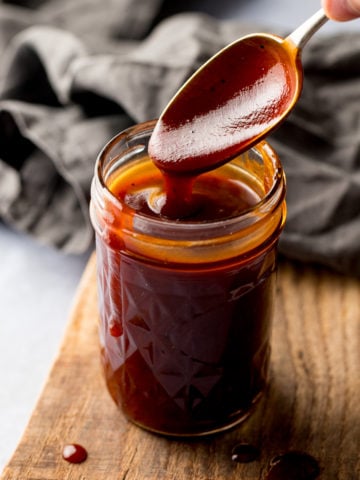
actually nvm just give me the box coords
[1,0,360,275]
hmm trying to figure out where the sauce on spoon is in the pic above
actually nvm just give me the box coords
[149,35,300,175]
[148,9,327,218]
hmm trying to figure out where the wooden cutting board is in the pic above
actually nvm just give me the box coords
[1,254,359,479]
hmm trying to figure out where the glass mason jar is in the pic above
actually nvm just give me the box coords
[90,120,286,437]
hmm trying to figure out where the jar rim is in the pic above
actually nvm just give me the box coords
[94,119,285,236]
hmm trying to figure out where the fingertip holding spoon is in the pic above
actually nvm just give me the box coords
[149,9,329,175]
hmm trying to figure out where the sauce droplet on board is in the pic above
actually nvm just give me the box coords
[62,443,88,464]
[265,451,320,480]
[231,443,261,463]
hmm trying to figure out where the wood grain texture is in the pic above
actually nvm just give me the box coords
[2,255,359,479]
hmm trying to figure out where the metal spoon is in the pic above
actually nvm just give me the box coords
[149,9,329,174]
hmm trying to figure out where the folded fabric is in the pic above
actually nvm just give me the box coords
[271,33,360,275]
[1,0,360,275]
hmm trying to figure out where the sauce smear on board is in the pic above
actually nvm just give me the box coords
[265,452,320,479]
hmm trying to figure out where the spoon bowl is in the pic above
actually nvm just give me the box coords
[149,9,328,175]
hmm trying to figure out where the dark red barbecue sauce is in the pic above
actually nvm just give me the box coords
[92,37,287,436]
[148,35,296,218]
[231,443,261,463]
[148,36,298,183]
[265,452,320,480]
[62,444,88,464]
[95,150,283,435]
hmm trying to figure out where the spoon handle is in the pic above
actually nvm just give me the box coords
[287,8,328,50]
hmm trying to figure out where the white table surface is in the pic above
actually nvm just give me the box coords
[0,0,357,473]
